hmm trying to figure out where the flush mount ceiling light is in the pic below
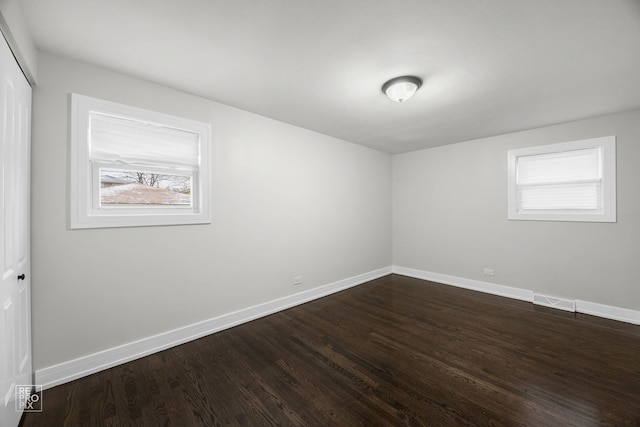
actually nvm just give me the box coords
[381,75,422,103]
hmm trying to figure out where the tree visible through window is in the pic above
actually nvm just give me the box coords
[99,169,192,206]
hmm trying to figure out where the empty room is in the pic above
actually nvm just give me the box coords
[1,0,639,426]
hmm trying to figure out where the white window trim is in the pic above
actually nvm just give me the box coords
[507,136,616,222]
[70,94,211,229]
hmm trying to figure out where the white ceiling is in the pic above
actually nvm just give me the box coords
[21,0,640,154]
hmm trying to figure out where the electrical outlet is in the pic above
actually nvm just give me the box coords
[293,276,303,286]
[483,268,495,276]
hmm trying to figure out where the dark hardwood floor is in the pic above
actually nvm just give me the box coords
[21,274,640,426]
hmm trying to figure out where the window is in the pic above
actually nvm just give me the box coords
[70,94,211,228]
[507,136,616,222]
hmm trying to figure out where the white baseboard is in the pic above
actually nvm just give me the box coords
[393,265,640,326]
[392,266,534,302]
[35,266,393,390]
[576,300,640,325]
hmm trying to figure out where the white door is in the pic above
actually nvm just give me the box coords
[0,32,32,427]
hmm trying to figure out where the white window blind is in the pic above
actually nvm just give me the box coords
[507,136,616,222]
[516,147,602,211]
[89,112,200,170]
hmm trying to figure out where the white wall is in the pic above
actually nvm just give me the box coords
[31,52,392,371]
[393,110,640,311]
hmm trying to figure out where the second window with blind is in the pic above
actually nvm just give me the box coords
[507,136,616,222]
[70,94,211,229]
